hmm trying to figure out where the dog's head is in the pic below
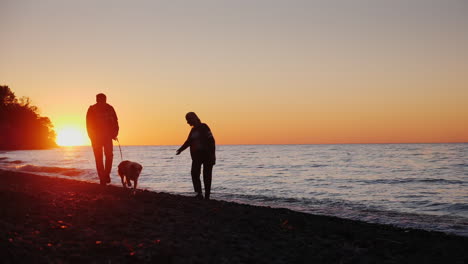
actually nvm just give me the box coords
[130,162,143,175]
[118,160,143,178]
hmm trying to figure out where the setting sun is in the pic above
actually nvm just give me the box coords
[56,126,89,146]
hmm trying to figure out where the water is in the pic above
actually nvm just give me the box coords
[1,144,467,236]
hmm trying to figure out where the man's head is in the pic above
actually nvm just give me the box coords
[96,93,107,104]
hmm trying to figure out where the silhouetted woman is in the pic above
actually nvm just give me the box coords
[176,112,216,200]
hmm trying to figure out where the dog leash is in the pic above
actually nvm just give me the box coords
[115,138,123,161]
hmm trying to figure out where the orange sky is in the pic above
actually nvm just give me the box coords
[1,1,467,145]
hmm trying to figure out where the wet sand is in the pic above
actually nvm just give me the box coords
[1,169,467,263]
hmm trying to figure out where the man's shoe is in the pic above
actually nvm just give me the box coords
[195,193,204,200]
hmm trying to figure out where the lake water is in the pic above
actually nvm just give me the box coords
[1,144,467,236]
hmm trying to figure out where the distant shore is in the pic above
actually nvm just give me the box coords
[1,169,467,263]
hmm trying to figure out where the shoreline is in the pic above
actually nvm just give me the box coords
[1,169,467,263]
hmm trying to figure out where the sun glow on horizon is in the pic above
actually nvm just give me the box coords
[56,125,90,146]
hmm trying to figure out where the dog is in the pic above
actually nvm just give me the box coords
[117,160,143,194]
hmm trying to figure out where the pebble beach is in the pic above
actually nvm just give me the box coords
[1,169,467,263]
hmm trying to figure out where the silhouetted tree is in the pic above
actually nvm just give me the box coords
[0,85,57,149]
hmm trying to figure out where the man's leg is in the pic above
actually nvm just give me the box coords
[191,160,203,198]
[92,141,105,185]
[103,138,114,183]
[202,163,213,200]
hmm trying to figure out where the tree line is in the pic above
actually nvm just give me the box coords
[0,85,57,150]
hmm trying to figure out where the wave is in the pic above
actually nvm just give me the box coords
[1,156,90,178]
[358,178,464,185]
[0,158,23,164]
[214,192,468,237]
[447,203,468,213]
[15,164,85,177]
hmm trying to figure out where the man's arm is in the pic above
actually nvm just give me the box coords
[86,106,93,139]
[110,106,119,139]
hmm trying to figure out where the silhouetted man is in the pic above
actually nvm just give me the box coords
[176,112,216,200]
[86,93,119,185]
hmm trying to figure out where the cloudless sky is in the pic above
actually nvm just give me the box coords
[1,0,467,145]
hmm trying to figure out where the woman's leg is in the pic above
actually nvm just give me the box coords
[191,160,203,197]
[203,163,213,200]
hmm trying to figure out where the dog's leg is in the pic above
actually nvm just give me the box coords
[133,178,138,195]
[120,174,127,188]
[126,177,132,187]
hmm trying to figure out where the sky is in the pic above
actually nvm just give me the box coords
[1,0,467,145]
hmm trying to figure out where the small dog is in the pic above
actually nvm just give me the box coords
[118,160,143,194]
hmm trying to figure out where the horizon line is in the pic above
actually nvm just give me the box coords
[58,141,468,147]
